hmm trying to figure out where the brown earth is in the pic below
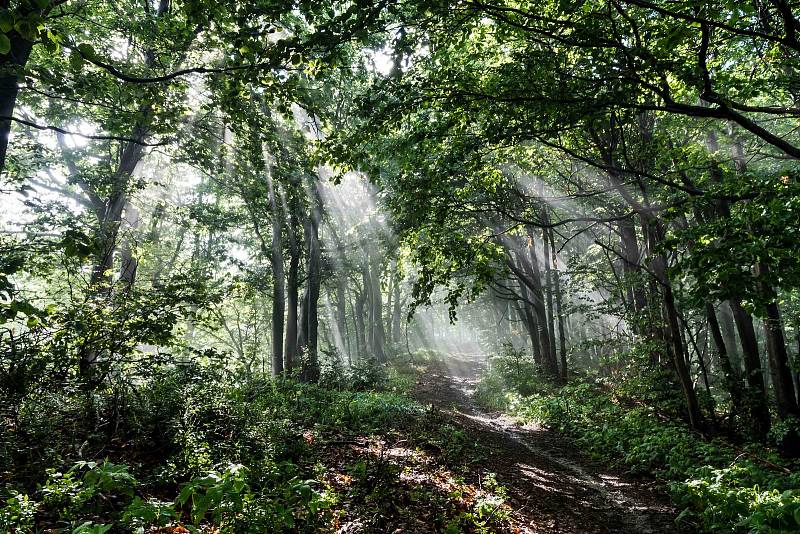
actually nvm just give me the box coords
[410,352,689,534]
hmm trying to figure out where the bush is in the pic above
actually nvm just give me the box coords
[0,491,36,532]
[506,378,800,532]
[473,344,555,412]
[0,365,435,532]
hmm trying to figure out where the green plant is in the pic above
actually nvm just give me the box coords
[122,497,177,533]
[39,460,138,525]
[40,469,93,521]
[508,376,800,532]
[71,522,112,534]
[176,463,250,527]
[74,461,137,499]
[0,491,37,532]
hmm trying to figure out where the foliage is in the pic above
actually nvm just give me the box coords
[0,491,36,532]
[482,368,800,532]
[474,344,557,411]
[0,359,515,532]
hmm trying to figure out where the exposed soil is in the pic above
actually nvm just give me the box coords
[411,353,689,534]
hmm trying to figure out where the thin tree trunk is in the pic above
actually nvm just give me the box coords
[549,228,568,380]
[284,211,299,373]
[794,329,800,406]
[298,189,321,382]
[759,286,800,420]
[719,302,742,375]
[542,226,558,369]
[512,297,541,364]
[152,226,185,286]
[370,253,386,362]
[266,173,284,377]
[118,202,140,289]
[706,303,745,418]
[354,287,367,360]
[730,297,771,438]
[646,220,704,430]
[362,262,374,356]
[335,277,347,358]
[392,262,402,343]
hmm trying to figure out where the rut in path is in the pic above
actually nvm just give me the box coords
[412,353,688,534]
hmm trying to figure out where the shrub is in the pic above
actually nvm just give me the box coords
[508,379,800,532]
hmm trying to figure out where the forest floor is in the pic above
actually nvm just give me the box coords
[408,353,684,533]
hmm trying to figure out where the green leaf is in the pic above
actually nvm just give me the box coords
[0,33,9,55]
[0,10,14,33]
[176,484,194,506]
[13,19,35,40]
[69,49,84,70]
[191,493,210,524]
[77,43,98,60]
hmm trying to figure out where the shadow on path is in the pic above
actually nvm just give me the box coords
[412,352,689,534]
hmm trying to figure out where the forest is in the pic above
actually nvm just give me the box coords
[1,0,800,532]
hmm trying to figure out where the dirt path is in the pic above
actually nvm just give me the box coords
[412,353,687,533]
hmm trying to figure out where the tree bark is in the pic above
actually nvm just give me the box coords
[284,210,300,373]
[647,221,704,430]
[392,261,402,344]
[758,272,800,420]
[542,226,558,369]
[0,8,40,174]
[549,228,569,381]
[719,302,742,374]
[354,285,367,360]
[729,297,771,438]
[118,202,140,289]
[298,183,321,382]
[510,232,558,376]
[370,252,386,362]
[706,303,744,418]
[618,217,648,320]
[266,173,284,377]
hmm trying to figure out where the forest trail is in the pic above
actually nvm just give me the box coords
[411,354,684,533]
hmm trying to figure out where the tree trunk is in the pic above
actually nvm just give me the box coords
[647,221,704,430]
[392,262,402,343]
[370,253,386,362]
[362,262,374,356]
[335,276,347,360]
[512,297,541,364]
[118,202,140,289]
[549,228,568,381]
[284,211,300,373]
[762,297,800,420]
[706,303,745,418]
[719,302,743,375]
[508,232,558,376]
[618,217,648,321]
[0,23,37,174]
[266,174,284,377]
[542,227,558,369]
[298,191,321,382]
[152,226,185,286]
[354,287,367,360]
[794,329,800,406]
[729,298,771,439]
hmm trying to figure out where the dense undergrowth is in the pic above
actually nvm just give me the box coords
[474,346,800,533]
[0,353,511,533]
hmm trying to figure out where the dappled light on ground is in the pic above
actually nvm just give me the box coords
[412,353,680,533]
